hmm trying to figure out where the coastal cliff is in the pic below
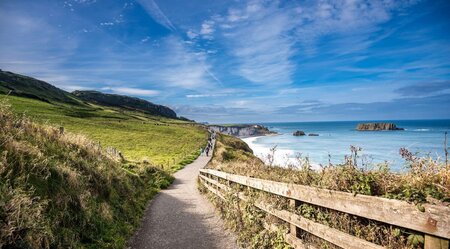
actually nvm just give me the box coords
[357,123,404,131]
[209,124,275,137]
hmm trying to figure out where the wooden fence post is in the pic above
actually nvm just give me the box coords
[289,199,300,237]
[425,235,449,249]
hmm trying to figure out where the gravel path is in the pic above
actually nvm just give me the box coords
[128,141,237,249]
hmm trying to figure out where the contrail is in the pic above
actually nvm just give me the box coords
[136,0,176,31]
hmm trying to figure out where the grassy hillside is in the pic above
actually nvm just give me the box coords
[0,70,207,169]
[73,90,177,119]
[1,95,208,169]
[0,70,208,248]
[201,134,449,248]
[0,70,80,105]
[0,103,174,248]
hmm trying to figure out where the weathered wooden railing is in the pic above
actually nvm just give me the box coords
[199,168,450,249]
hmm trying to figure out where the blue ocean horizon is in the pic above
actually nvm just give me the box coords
[243,119,450,171]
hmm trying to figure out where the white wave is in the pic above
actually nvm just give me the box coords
[242,136,321,169]
[413,129,430,132]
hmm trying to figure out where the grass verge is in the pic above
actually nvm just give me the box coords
[201,134,449,248]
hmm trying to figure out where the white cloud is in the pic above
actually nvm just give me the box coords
[141,36,151,43]
[232,100,250,107]
[186,30,198,39]
[102,87,160,96]
[186,93,228,98]
[293,0,417,54]
[100,22,114,26]
[193,0,419,86]
[200,20,215,39]
[73,0,97,4]
[136,0,175,31]
[213,1,297,85]
[61,85,93,91]
[227,9,248,22]
[149,36,215,89]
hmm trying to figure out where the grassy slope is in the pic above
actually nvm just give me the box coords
[0,70,81,105]
[0,104,174,248]
[1,95,208,169]
[202,134,449,248]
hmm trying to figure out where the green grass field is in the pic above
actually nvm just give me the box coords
[0,103,177,248]
[0,95,208,170]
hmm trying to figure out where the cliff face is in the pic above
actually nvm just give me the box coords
[356,123,404,131]
[209,124,274,137]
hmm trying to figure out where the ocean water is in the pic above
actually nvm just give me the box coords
[242,120,450,171]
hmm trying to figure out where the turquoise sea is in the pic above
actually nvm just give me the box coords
[243,120,450,171]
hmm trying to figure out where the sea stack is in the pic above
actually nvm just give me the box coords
[293,130,306,136]
[356,123,404,131]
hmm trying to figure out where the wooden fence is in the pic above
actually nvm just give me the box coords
[199,168,450,249]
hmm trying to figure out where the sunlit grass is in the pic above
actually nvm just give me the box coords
[1,95,208,169]
[0,103,175,248]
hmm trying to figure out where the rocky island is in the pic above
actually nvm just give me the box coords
[293,130,306,136]
[356,123,404,131]
[209,124,276,137]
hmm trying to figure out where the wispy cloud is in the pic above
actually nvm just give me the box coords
[186,93,228,98]
[149,36,215,89]
[1,0,448,122]
[191,0,421,87]
[200,20,215,39]
[137,0,175,31]
[101,87,160,96]
[273,94,450,121]
[395,81,450,97]
[172,104,255,123]
[293,0,418,54]
[186,30,198,39]
[212,1,297,85]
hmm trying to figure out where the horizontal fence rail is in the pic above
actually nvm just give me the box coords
[199,168,450,249]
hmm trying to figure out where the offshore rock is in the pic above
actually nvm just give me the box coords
[293,130,306,136]
[356,123,404,131]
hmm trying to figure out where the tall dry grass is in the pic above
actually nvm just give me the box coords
[0,102,173,248]
[201,134,450,248]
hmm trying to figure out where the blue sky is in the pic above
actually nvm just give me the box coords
[0,0,449,123]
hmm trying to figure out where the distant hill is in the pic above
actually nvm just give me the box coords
[0,69,80,105]
[0,69,179,119]
[73,90,177,119]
